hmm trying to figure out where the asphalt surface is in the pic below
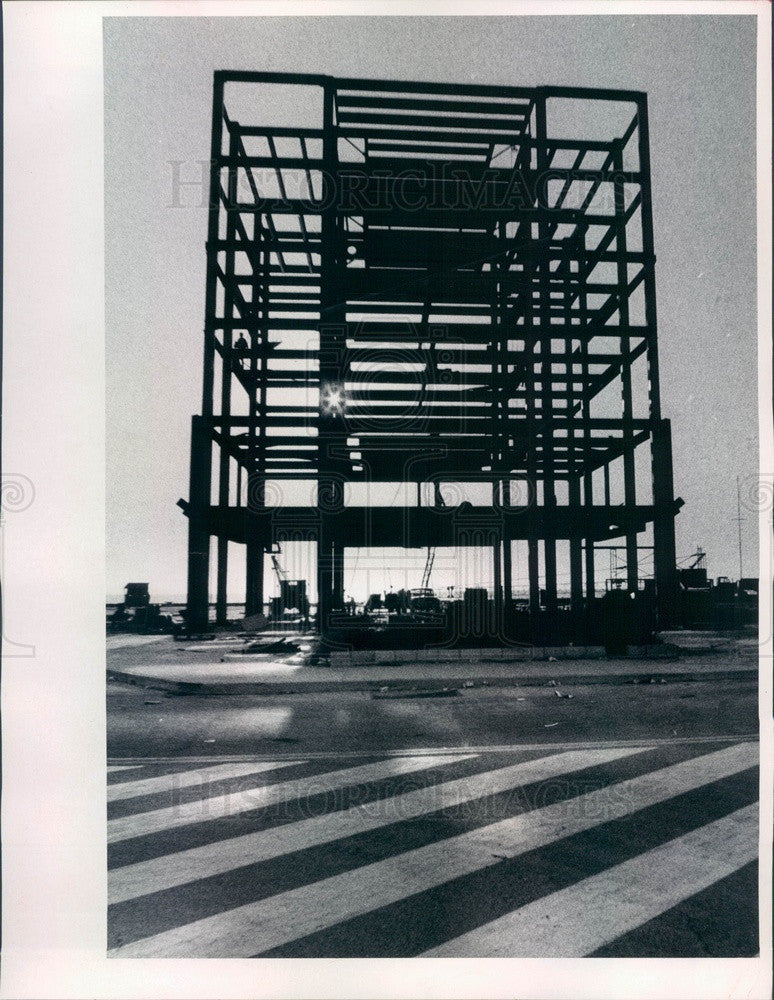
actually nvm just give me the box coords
[107,677,757,757]
[106,666,761,959]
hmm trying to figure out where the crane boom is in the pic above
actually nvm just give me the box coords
[419,483,446,591]
[271,554,287,584]
[420,548,436,590]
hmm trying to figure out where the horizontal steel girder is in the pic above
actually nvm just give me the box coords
[189,502,680,547]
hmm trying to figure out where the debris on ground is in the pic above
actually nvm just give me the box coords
[243,637,299,655]
[240,612,269,632]
[372,687,460,700]
[547,679,557,686]
[544,722,559,728]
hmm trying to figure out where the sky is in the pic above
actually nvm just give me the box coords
[105,13,759,603]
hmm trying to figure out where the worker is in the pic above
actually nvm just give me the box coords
[232,332,249,372]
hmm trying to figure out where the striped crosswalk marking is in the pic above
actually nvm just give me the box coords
[109,745,641,904]
[108,741,756,958]
[107,760,294,803]
[107,753,474,844]
[424,802,758,956]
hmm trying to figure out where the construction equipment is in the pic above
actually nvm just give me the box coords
[420,549,436,591]
[269,549,310,624]
[271,553,287,585]
[124,582,150,609]
[419,483,446,591]
[409,588,443,619]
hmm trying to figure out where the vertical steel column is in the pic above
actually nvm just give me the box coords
[244,316,266,618]
[216,125,238,625]
[526,320,541,601]
[535,92,558,614]
[245,158,267,617]
[579,235,596,602]
[637,95,679,624]
[566,252,583,615]
[498,215,513,612]
[502,482,513,606]
[569,480,584,603]
[187,72,225,632]
[652,419,680,626]
[317,80,343,636]
[333,543,345,609]
[492,482,503,628]
[490,216,506,625]
[613,142,639,591]
[584,529,596,602]
[524,117,541,622]
[500,210,513,612]
[187,416,213,631]
[245,529,264,617]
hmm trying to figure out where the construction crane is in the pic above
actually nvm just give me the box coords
[271,552,287,586]
[420,548,436,591]
[269,548,310,624]
[419,483,446,591]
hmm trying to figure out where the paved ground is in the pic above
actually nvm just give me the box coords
[107,736,759,958]
[106,627,761,958]
[107,677,757,756]
[106,634,758,695]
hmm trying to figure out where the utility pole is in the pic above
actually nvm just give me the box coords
[736,476,744,581]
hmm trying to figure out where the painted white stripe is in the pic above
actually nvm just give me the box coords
[424,803,758,957]
[104,735,759,766]
[108,761,293,804]
[107,741,757,958]
[109,745,644,904]
[107,753,474,845]
[108,766,143,774]
[101,733,758,767]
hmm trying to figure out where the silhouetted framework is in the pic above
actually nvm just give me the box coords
[183,72,682,638]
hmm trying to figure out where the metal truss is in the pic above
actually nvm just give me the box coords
[183,72,681,637]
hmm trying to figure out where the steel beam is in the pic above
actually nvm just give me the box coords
[185,74,679,641]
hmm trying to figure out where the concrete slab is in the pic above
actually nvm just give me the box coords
[107,652,758,697]
[106,635,170,651]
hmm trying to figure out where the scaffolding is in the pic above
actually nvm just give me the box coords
[182,72,682,638]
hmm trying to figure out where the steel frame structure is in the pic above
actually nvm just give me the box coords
[184,72,681,637]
